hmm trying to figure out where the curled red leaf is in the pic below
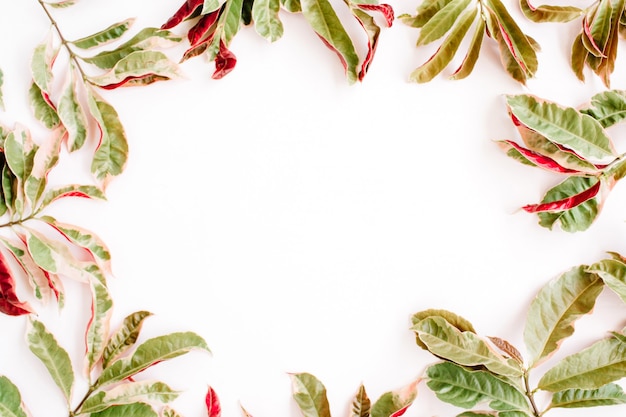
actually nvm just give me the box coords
[99,74,171,90]
[206,386,222,417]
[189,10,220,47]
[357,3,394,26]
[212,41,237,79]
[522,180,601,213]
[503,140,582,174]
[0,250,32,316]
[162,0,205,29]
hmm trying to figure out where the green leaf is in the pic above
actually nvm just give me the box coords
[410,8,477,82]
[0,236,53,301]
[45,0,79,8]
[281,0,302,12]
[252,0,284,42]
[203,0,221,13]
[90,403,158,417]
[86,278,114,372]
[102,311,153,368]
[519,0,582,22]
[27,319,74,404]
[412,309,476,350]
[485,0,538,78]
[28,82,60,129]
[450,21,485,80]
[25,131,62,209]
[551,383,626,408]
[516,125,599,174]
[41,218,112,275]
[207,0,245,60]
[31,31,57,93]
[72,18,135,49]
[351,384,371,417]
[581,90,626,128]
[506,95,615,161]
[538,334,626,391]
[414,317,523,377]
[571,34,588,81]
[88,51,180,88]
[524,265,603,368]
[371,380,418,417]
[96,332,210,388]
[162,407,184,417]
[5,128,37,185]
[80,381,179,414]
[587,258,626,304]
[87,88,128,184]
[2,164,16,217]
[290,373,331,417]
[417,0,472,45]
[83,28,181,70]
[490,19,526,84]
[426,362,530,412]
[0,376,28,417]
[408,0,455,28]
[40,184,106,208]
[57,68,88,152]
[301,0,360,83]
[535,177,600,232]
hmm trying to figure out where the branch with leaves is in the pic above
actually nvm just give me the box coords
[520,0,623,86]
[274,253,626,417]
[161,0,393,83]
[399,0,539,83]
[1,310,210,417]
[33,0,181,186]
[499,90,626,232]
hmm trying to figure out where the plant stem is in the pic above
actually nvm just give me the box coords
[36,0,90,83]
[69,386,95,417]
[524,371,541,417]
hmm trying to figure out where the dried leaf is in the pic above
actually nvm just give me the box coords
[351,384,371,417]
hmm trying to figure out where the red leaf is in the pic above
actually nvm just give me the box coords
[523,180,601,212]
[391,404,411,417]
[503,140,582,174]
[0,250,32,316]
[99,74,171,90]
[212,41,237,79]
[206,386,222,417]
[162,0,205,29]
[357,3,394,26]
[189,10,220,47]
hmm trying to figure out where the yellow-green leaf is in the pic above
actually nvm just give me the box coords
[291,373,331,417]
[72,18,135,50]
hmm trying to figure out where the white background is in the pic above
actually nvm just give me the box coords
[1,0,626,416]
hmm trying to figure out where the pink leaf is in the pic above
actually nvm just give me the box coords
[206,386,222,417]
[523,180,601,212]
[390,404,411,417]
[212,41,237,79]
[0,250,33,316]
[162,0,205,29]
[502,140,582,174]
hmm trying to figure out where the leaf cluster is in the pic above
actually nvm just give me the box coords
[399,0,539,83]
[499,90,626,232]
[161,0,394,83]
[0,310,209,417]
[521,0,626,86]
[32,0,182,185]
[412,254,626,416]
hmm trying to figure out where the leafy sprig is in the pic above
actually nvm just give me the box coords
[520,0,623,86]
[282,253,626,417]
[161,0,394,82]
[0,310,209,417]
[399,0,539,83]
[34,0,181,186]
[499,90,626,232]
